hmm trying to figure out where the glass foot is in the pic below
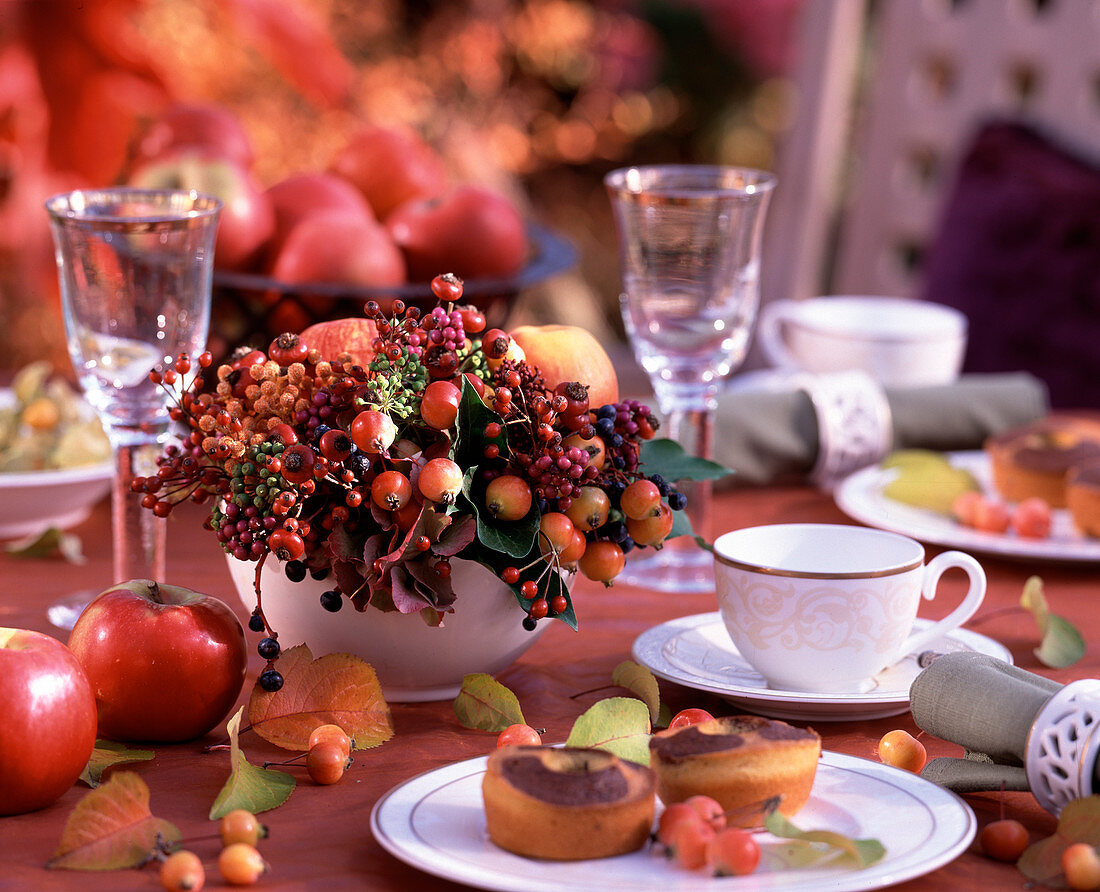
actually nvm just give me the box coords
[618,544,714,594]
[47,591,98,631]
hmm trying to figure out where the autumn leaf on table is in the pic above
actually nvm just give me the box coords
[453,673,526,732]
[1020,575,1085,668]
[764,810,886,869]
[209,706,295,821]
[47,771,179,871]
[79,740,155,788]
[566,697,651,765]
[1018,795,1100,885]
[611,660,661,724]
[247,644,393,751]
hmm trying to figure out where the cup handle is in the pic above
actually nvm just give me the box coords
[757,299,802,370]
[904,551,987,655]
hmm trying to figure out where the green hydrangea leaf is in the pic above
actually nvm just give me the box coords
[565,697,651,765]
[453,673,525,732]
[1021,576,1085,668]
[638,438,730,483]
[764,810,886,869]
[1019,795,1100,884]
[209,707,296,820]
[79,740,155,788]
[6,526,85,563]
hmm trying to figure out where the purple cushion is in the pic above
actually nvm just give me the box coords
[920,121,1100,408]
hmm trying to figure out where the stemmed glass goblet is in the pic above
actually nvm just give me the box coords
[605,165,776,593]
[45,188,221,627]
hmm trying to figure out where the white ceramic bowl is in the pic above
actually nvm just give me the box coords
[0,461,113,540]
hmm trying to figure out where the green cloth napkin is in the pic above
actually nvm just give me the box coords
[714,372,1049,485]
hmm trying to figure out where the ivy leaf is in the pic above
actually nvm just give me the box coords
[611,661,661,724]
[638,438,730,483]
[1021,576,1085,668]
[5,526,85,563]
[79,740,155,788]
[1019,795,1100,885]
[209,707,296,820]
[46,772,180,870]
[247,644,393,751]
[565,697,651,765]
[764,810,886,868]
[453,673,525,731]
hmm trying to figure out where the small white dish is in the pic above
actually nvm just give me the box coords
[835,451,1100,564]
[632,612,1012,721]
[0,461,113,540]
[371,749,977,892]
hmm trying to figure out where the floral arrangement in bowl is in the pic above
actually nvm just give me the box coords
[135,274,720,692]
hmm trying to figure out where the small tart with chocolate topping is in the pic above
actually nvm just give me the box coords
[482,746,657,860]
[648,716,820,828]
[986,416,1100,508]
[1067,459,1100,537]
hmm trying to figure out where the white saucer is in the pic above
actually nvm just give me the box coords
[632,612,1013,721]
[371,750,977,891]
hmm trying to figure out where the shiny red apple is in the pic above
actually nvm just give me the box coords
[130,152,275,271]
[68,580,248,743]
[329,124,448,220]
[270,209,406,286]
[132,101,256,171]
[386,184,528,281]
[263,171,375,260]
[0,628,97,815]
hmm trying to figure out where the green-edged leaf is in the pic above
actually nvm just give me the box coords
[611,661,661,724]
[1019,795,1100,885]
[453,673,525,731]
[209,707,296,820]
[47,772,179,870]
[80,740,155,788]
[638,438,730,482]
[565,697,651,765]
[764,810,886,869]
[6,526,85,563]
[1021,576,1085,668]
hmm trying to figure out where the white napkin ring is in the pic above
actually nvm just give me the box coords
[798,371,893,489]
[1026,679,1100,816]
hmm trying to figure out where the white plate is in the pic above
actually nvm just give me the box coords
[835,451,1100,563]
[0,389,112,540]
[632,612,1012,721]
[371,750,976,891]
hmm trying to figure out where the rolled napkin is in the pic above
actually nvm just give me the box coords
[713,371,1049,486]
[910,651,1100,815]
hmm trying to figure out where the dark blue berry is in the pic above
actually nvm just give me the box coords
[595,417,616,438]
[309,566,330,581]
[247,613,265,633]
[257,637,281,660]
[609,433,624,448]
[604,519,627,542]
[313,423,332,441]
[612,455,626,469]
[284,560,307,582]
[650,474,670,496]
[522,615,538,632]
[668,491,688,511]
[621,536,636,554]
[597,404,617,420]
[320,589,343,613]
[605,480,625,504]
[259,669,284,692]
[537,498,550,515]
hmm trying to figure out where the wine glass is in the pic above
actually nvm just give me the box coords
[605,165,776,593]
[44,188,221,627]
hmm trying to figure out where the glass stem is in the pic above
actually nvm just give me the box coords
[664,407,714,546]
[111,436,167,584]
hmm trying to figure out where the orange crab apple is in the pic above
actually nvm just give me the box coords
[509,324,619,409]
[68,580,247,743]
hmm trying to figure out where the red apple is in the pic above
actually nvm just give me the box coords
[329,124,448,220]
[386,184,528,282]
[264,171,375,259]
[68,581,248,743]
[130,151,275,271]
[132,101,256,171]
[0,628,97,815]
[270,210,406,286]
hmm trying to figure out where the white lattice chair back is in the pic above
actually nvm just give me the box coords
[764,0,1100,306]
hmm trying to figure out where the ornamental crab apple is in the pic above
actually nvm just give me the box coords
[68,580,247,743]
[0,628,97,815]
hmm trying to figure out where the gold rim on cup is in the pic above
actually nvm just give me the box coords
[713,551,923,579]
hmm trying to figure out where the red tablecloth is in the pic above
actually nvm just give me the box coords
[3,485,1096,890]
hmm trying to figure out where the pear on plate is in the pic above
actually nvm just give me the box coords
[881,454,980,516]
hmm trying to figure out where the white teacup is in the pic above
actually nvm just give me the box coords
[757,295,967,388]
[713,523,986,693]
